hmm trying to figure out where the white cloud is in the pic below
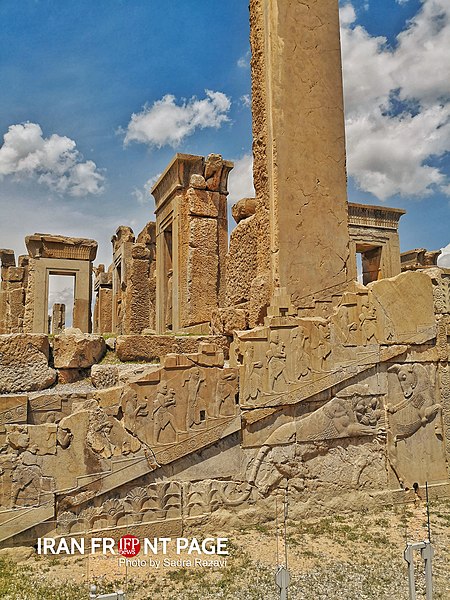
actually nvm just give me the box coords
[437,242,450,267]
[240,94,251,108]
[0,122,105,197]
[124,90,231,148]
[340,0,450,200]
[228,153,255,203]
[48,279,75,327]
[237,50,251,69]
[132,173,161,205]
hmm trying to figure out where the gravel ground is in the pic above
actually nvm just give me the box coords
[1,497,449,599]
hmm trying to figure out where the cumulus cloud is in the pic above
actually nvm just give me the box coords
[340,0,450,200]
[0,122,105,197]
[228,153,255,202]
[124,90,231,148]
[437,242,450,267]
[132,173,161,205]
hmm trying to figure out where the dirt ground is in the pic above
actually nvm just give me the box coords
[1,496,449,599]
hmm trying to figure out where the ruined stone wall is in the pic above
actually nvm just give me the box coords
[107,222,157,335]
[0,251,28,334]
[152,154,232,334]
[178,157,229,329]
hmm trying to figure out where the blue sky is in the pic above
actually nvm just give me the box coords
[0,0,449,272]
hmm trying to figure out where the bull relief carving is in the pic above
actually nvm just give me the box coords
[386,363,446,488]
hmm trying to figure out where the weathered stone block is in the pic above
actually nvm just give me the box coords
[0,334,56,394]
[57,368,88,384]
[91,365,119,389]
[53,329,106,369]
[369,271,436,344]
[0,395,28,425]
[187,188,218,218]
[211,308,248,335]
[3,267,25,283]
[232,198,257,224]
[116,335,229,362]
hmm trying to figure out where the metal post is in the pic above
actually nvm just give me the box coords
[89,585,126,600]
[421,542,434,600]
[403,545,417,599]
[404,541,433,600]
[275,565,291,600]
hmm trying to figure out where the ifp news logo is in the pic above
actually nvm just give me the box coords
[118,535,140,557]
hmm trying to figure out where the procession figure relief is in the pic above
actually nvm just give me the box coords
[153,381,177,444]
[243,346,263,403]
[183,367,206,428]
[266,331,289,392]
[290,326,310,380]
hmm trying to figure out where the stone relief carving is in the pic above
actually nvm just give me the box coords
[86,409,115,459]
[289,326,310,380]
[333,303,358,346]
[310,320,332,373]
[0,400,27,426]
[387,364,442,440]
[56,480,182,534]
[386,363,444,487]
[183,367,206,428]
[10,462,42,507]
[266,331,289,392]
[153,381,177,444]
[249,387,383,495]
[431,272,450,315]
[243,345,263,402]
[122,388,148,436]
[359,298,378,344]
[184,479,253,517]
[215,370,238,417]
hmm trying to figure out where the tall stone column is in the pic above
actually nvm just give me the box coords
[250,0,354,311]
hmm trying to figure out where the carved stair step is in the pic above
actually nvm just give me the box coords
[0,499,54,544]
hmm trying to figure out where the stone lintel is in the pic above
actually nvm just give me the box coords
[26,234,98,261]
[348,203,406,231]
[152,154,205,212]
[401,248,442,271]
[152,154,233,213]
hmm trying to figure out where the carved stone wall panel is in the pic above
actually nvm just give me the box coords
[237,317,406,411]
[249,437,386,498]
[125,358,239,458]
[183,479,254,519]
[436,316,450,361]
[0,396,28,425]
[386,363,447,488]
[439,364,450,476]
[429,269,450,315]
[369,272,436,344]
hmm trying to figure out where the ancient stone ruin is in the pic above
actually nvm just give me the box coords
[0,0,449,548]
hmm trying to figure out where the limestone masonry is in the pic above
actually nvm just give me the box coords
[0,0,449,548]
